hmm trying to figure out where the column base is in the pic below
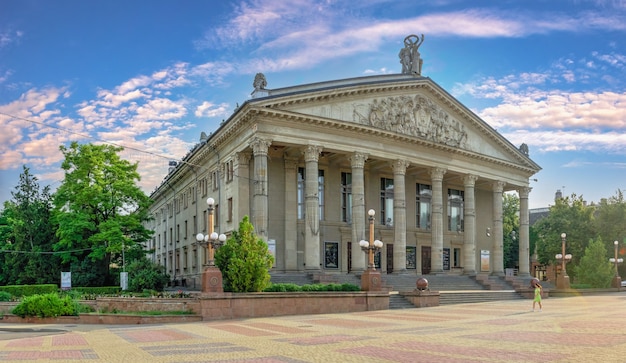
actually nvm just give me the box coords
[361,269,383,291]
[201,266,224,293]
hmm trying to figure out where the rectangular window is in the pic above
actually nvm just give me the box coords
[448,189,464,232]
[341,172,352,223]
[324,242,339,269]
[211,170,219,190]
[297,167,305,219]
[318,170,325,220]
[297,168,325,220]
[184,220,188,240]
[380,178,394,226]
[227,197,233,222]
[406,246,417,269]
[416,183,432,229]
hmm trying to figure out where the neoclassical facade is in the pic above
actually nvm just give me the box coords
[146,39,540,287]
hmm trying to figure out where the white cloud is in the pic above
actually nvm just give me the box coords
[195,101,230,118]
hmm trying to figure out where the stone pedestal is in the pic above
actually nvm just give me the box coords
[201,266,224,293]
[556,275,570,290]
[400,290,440,308]
[612,275,622,289]
[361,269,382,291]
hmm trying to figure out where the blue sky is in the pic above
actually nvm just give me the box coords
[1,0,626,210]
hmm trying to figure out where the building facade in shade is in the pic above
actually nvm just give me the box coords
[146,36,541,288]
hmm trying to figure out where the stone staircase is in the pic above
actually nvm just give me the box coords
[268,272,528,307]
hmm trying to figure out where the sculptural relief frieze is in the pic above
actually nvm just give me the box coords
[352,95,468,149]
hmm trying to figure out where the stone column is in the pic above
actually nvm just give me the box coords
[234,152,251,224]
[284,155,299,271]
[251,138,271,242]
[492,181,506,276]
[463,174,478,275]
[349,152,368,272]
[430,168,446,274]
[303,145,323,271]
[392,159,409,273]
[518,186,531,277]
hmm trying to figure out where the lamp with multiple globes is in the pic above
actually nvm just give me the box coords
[360,209,384,291]
[554,232,572,289]
[610,240,623,288]
[195,197,227,293]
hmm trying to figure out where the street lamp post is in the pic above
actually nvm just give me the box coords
[359,209,384,291]
[195,197,227,293]
[555,232,572,290]
[610,240,623,289]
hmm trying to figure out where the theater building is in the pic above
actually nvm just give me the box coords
[146,36,541,287]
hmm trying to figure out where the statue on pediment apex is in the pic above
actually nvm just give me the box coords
[399,34,425,75]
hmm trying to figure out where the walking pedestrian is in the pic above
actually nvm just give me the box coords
[533,282,543,312]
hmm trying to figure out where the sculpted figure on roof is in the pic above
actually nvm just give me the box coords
[399,34,425,75]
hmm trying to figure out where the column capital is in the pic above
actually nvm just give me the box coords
[429,167,447,181]
[492,180,506,193]
[349,152,368,168]
[250,137,272,155]
[391,159,410,175]
[519,186,532,198]
[235,151,252,166]
[303,145,323,162]
[463,174,479,187]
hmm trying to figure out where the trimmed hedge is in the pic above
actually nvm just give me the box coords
[0,284,58,298]
[263,283,360,292]
[71,286,122,296]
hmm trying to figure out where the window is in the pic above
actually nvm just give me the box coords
[448,189,464,232]
[211,170,219,190]
[297,168,325,220]
[199,177,208,197]
[184,220,188,240]
[225,160,234,182]
[176,224,180,243]
[380,178,394,226]
[227,197,233,222]
[341,172,352,223]
[454,247,461,268]
[416,183,432,229]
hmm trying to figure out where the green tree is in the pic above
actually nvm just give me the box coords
[126,258,170,292]
[0,166,61,285]
[215,216,274,292]
[502,193,520,269]
[594,190,626,278]
[573,237,614,288]
[533,194,596,282]
[52,142,153,286]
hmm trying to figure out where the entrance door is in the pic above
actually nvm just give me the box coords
[386,244,393,274]
[421,246,431,275]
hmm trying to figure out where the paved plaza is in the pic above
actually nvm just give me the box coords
[1,293,626,362]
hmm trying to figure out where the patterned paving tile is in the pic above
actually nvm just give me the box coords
[6,336,44,347]
[275,334,371,346]
[0,349,98,360]
[208,324,280,337]
[52,333,88,346]
[465,330,626,347]
[113,328,202,343]
[141,342,251,356]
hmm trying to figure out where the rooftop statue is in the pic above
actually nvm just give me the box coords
[399,34,424,75]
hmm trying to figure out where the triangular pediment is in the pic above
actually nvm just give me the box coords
[249,75,538,172]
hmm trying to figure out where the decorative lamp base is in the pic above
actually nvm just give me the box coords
[612,276,622,289]
[361,269,383,291]
[556,275,570,290]
[201,266,224,293]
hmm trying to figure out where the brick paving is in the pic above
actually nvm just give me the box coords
[1,293,626,362]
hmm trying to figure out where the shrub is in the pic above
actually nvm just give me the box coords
[12,293,80,318]
[0,291,13,302]
[215,216,274,293]
[126,258,169,292]
[0,284,57,297]
[263,283,360,292]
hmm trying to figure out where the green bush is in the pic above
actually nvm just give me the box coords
[12,293,80,318]
[0,291,13,301]
[215,216,274,292]
[0,284,57,297]
[263,283,360,292]
[126,258,169,292]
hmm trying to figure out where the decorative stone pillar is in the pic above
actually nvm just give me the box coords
[492,181,506,276]
[518,186,532,277]
[284,155,299,271]
[392,159,409,273]
[430,168,446,274]
[234,152,251,224]
[463,174,478,275]
[251,138,271,242]
[349,152,368,272]
[303,145,323,271]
